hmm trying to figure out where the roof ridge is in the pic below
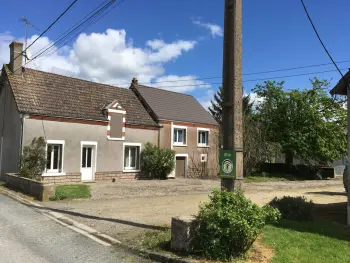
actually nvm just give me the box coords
[136,84,194,97]
[23,67,127,90]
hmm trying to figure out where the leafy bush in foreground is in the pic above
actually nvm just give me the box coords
[192,189,280,261]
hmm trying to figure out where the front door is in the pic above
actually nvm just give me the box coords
[81,146,94,181]
[176,157,186,177]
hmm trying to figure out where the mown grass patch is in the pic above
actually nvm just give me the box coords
[50,184,91,201]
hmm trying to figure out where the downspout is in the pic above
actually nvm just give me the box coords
[18,113,26,168]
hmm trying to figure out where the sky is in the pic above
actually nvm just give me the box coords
[1,0,350,109]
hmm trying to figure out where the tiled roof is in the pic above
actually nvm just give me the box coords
[4,66,158,127]
[132,84,218,126]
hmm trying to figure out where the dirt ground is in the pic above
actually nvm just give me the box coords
[42,178,347,243]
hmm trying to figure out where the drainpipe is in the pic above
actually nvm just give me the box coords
[18,113,27,167]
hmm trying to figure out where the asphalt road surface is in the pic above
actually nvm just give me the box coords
[0,193,141,263]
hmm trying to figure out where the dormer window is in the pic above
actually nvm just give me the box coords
[105,101,126,141]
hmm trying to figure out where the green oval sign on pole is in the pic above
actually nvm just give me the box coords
[220,150,236,179]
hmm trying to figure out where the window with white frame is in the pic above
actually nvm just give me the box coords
[124,144,140,171]
[198,129,209,146]
[46,141,64,173]
[173,127,187,145]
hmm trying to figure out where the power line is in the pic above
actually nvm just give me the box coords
[128,67,347,89]
[27,0,112,64]
[13,0,80,64]
[24,0,120,68]
[300,0,344,78]
[112,59,350,86]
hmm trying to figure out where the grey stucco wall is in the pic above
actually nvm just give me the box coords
[22,119,158,174]
[0,80,22,178]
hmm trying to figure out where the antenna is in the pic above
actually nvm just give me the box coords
[19,16,40,63]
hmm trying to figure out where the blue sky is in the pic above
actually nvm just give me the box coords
[1,0,350,107]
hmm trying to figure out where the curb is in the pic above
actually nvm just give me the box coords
[119,244,198,263]
[0,186,121,247]
[0,186,198,263]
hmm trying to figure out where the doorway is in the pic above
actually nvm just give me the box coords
[175,156,187,177]
[81,142,97,181]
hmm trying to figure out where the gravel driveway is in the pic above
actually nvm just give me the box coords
[43,178,347,243]
[90,178,344,200]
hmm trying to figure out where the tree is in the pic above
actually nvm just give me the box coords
[20,137,46,180]
[253,78,347,165]
[209,87,253,124]
[141,142,175,179]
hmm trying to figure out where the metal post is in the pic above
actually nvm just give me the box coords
[221,0,243,191]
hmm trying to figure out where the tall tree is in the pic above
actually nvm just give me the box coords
[253,78,347,165]
[209,87,253,125]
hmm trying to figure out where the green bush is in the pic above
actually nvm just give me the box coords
[141,142,175,179]
[20,137,46,181]
[192,189,280,261]
[269,196,314,221]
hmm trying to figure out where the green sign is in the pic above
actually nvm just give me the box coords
[220,150,236,179]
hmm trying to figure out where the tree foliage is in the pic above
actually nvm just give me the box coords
[253,78,347,164]
[20,137,46,181]
[141,142,175,179]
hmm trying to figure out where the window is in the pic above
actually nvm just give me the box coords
[198,129,210,147]
[46,141,64,173]
[173,126,187,146]
[124,144,141,171]
[201,154,207,163]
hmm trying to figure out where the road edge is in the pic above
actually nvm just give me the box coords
[0,186,121,247]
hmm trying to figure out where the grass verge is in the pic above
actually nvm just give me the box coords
[50,184,91,201]
[140,229,171,251]
[262,220,350,263]
[244,173,298,183]
[0,180,5,186]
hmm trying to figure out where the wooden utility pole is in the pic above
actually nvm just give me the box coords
[221,0,243,191]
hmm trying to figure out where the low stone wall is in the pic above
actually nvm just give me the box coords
[41,173,81,184]
[95,171,146,181]
[3,173,55,201]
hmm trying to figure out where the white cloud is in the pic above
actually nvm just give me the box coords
[0,29,197,89]
[192,18,223,38]
[197,89,215,111]
[152,75,211,93]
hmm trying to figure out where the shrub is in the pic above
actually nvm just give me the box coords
[269,196,314,221]
[19,137,46,181]
[141,142,175,179]
[192,189,280,261]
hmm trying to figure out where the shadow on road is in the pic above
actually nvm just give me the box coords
[305,191,347,196]
[26,204,168,231]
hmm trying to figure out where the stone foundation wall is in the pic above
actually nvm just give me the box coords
[41,173,81,184]
[95,171,146,181]
[3,173,55,201]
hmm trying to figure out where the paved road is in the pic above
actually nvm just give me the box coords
[0,194,142,263]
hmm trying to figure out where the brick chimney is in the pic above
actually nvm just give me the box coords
[132,77,138,85]
[9,41,23,75]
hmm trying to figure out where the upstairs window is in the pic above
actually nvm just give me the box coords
[173,126,187,146]
[198,129,209,147]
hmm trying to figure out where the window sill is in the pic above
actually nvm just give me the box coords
[173,144,187,147]
[198,145,210,148]
[42,172,66,177]
[123,169,141,173]
[107,136,125,141]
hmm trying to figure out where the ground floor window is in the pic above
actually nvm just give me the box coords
[46,141,64,173]
[124,143,141,171]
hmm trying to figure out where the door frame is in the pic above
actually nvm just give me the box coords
[173,153,188,178]
[80,141,98,181]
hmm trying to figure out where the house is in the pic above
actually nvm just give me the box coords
[0,41,159,183]
[131,81,219,178]
[0,41,218,183]
[330,71,350,225]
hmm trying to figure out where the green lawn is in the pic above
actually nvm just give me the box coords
[262,220,350,263]
[50,184,91,201]
[244,173,298,183]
